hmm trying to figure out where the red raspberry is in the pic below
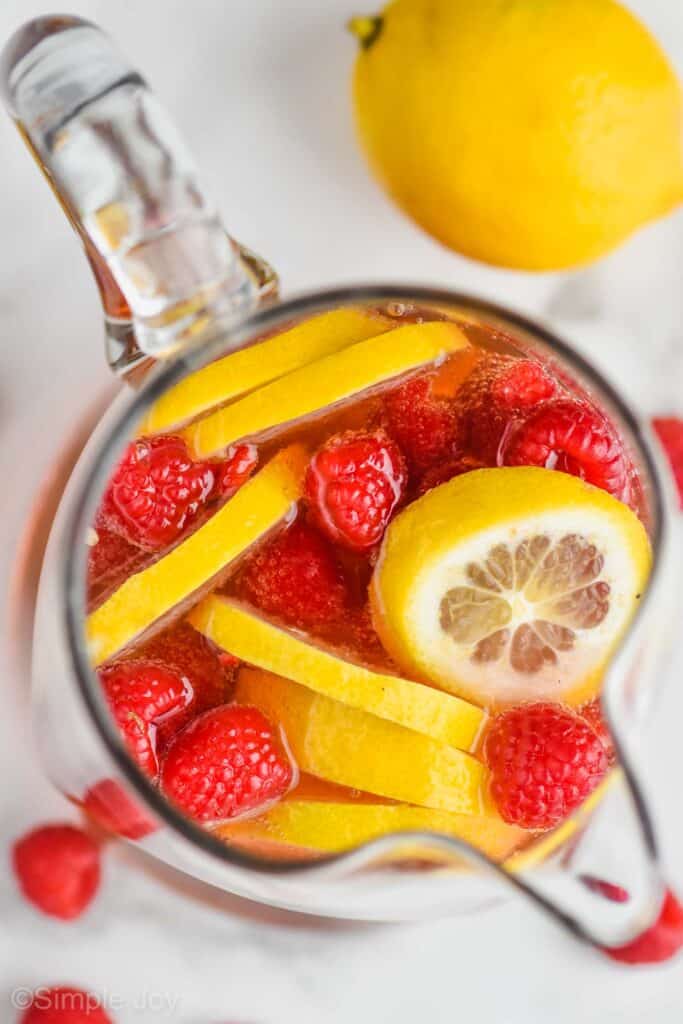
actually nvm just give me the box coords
[383,373,458,472]
[86,527,148,607]
[238,520,350,629]
[305,429,407,551]
[491,358,558,410]
[579,699,615,764]
[455,354,557,463]
[133,623,233,752]
[99,662,191,779]
[652,417,683,508]
[217,442,258,498]
[484,702,608,829]
[82,779,157,840]
[101,434,217,549]
[12,825,101,921]
[346,604,393,670]
[416,454,485,495]
[502,398,631,502]
[604,889,683,964]
[19,985,112,1023]
[160,704,295,823]
[580,875,629,903]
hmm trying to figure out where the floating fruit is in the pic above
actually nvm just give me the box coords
[218,799,524,860]
[234,668,488,814]
[237,520,351,630]
[184,321,469,457]
[87,446,306,665]
[484,702,609,829]
[305,428,407,551]
[98,434,218,549]
[371,467,651,707]
[160,704,295,823]
[350,0,683,269]
[141,307,393,434]
[189,596,484,749]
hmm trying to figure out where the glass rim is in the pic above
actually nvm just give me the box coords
[62,282,669,898]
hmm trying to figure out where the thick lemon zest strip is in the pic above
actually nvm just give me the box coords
[235,668,488,815]
[184,321,469,457]
[190,596,484,749]
[217,799,525,860]
[86,447,306,666]
[141,308,393,434]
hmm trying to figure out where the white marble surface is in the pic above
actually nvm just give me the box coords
[1,0,683,1020]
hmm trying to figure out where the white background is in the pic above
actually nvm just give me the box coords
[1,1,683,1020]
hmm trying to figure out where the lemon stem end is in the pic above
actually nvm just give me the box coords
[347,15,383,50]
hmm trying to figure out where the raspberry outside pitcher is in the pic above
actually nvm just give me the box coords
[3,15,681,957]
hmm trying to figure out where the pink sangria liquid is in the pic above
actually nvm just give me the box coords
[83,303,651,865]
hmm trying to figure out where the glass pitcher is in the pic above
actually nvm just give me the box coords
[3,14,681,955]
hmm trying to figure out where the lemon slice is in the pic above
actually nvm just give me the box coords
[371,467,651,708]
[217,799,524,860]
[140,308,393,434]
[189,596,484,749]
[184,320,469,457]
[234,668,488,815]
[86,446,306,666]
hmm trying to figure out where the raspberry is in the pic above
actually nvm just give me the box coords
[132,623,233,752]
[305,429,407,551]
[19,985,112,1023]
[99,662,191,779]
[238,520,350,629]
[604,889,683,964]
[100,434,217,549]
[492,358,558,410]
[652,417,683,508]
[502,398,631,502]
[12,825,101,921]
[484,702,608,829]
[383,373,458,472]
[217,442,258,498]
[455,354,557,463]
[416,454,485,495]
[82,779,157,840]
[346,604,393,670]
[579,699,616,764]
[86,526,148,607]
[160,704,294,823]
[580,875,629,903]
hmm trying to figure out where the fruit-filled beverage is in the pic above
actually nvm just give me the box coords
[83,303,651,866]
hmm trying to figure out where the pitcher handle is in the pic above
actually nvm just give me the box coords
[1,15,277,377]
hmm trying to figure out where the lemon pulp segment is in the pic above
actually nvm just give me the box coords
[217,799,525,860]
[86,446,306,666]
[234,668,488,815]
[371,467,651,707]
[140,308,393,434]
[183,320,469,457]
[189,596,484,748]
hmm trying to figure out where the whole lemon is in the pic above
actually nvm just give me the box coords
[350,0,683,269]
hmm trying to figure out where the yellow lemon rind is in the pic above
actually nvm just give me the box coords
[86,446,306,666]
[189,596,484,750]
[140,308,393,434]
[183,320,469,457]
[234,668,488,816]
